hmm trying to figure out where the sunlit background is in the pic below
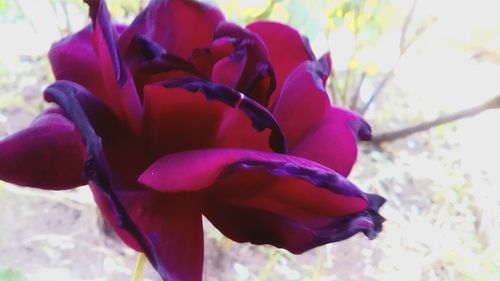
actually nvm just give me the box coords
[1,0,500,280]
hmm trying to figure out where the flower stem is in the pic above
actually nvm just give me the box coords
[131,252,146,281]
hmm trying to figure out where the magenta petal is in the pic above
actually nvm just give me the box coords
[44,81,169,280]
[247,21,315,105]
[191,37,235,77]
[158,78,287,153]
[0,109,85,189]
[214,22,275,105]
[292,106,372,176]
[138,148,383,254]
[139,148,367,215]
[90,0,143,134]
[119,0,224,59]
[95,189,204,281]
[49,25,106,99]
[272,60,330,148]
[143,84,227,156]
[204,193,384,254]
[211,54,247,89]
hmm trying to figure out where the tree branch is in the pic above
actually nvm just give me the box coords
[400,0,418,53]
[350,71,366,110]
[359,0,437,116]
[371,95,500,143]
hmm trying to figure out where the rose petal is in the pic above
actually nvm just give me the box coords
[191,37,236,77]
[93,188,205,281]
[272,60,330,148]
[143,84,227,157]
[244,61,276,106]
[89,0,143,134]
[214,22,274,104]
[48,25,106,99]
[44,81,166,280]
[119,0,224,59]
[0,109,86,189]
[215,106,273,152]
[204,193,384,254]
[291,106,372,176]
[211,49,247,89]
[158,78,287,153]
[138,148,367,217]
[247,21,315,105]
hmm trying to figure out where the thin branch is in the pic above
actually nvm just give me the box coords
[350,71,366,110]
[371,95,500,143]
[61,0,73,35]
[400,0,418,53]
[359,70,393,115]
[359,0,436,116]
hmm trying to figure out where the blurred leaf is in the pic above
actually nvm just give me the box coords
[0,0,6,12]
[0,267,27,281]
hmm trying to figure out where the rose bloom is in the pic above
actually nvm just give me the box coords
[0,0,385,280]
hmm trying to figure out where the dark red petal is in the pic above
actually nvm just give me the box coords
[119,0,224,59]
[90,183,142,251]
[244,61,276,106]
[204,193,385,254]
[292,106,372,176]
[247,21,316,106]
[44,81,166,280]
[272,60,330,148]
[211,52,247,89]
[215,106,273,152]
[191,37,236,76]
[45,81,205,281]
[0,109,86,189]
[93,187,204,281]
[48,25,106,99]
[90,0,142,134]
[214,22,274,104]
[143,84,227,157]
[139,148,367,217]
[158,78,287,153]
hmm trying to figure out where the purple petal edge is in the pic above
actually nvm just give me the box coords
[85,0,127,86]
[300,192,385,252]
[221,158,365,198]
[159,77,288,153]
[43,80,168,280]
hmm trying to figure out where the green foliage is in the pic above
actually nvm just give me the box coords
[0,0,6,12]
[0,267,27,281]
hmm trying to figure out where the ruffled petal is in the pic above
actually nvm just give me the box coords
[139,148,367,216]
[92,187,204,281]
[211,49,247,89]
[247,21,315,105]
[291,106,372,177]
[119,0,224,59]
[0,109,86,189]
[88,0,143,134]
[272,60,330,148]
[44,81,167,281]
[214,22,275,105]
[204,193,385,254]
[191,37,236,77]
[154,78,287,153]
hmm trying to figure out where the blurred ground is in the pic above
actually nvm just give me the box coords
[1,0,500,280]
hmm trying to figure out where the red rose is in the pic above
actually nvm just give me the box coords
[0,1,384,280]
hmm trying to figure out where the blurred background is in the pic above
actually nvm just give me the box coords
[1,0,500,280]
